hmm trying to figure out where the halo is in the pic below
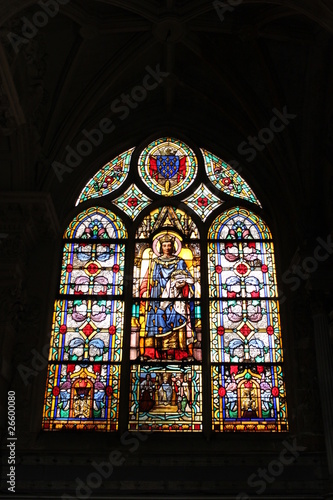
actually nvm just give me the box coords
[152,232,182,256]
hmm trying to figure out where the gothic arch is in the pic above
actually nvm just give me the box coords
[42,137,288,433]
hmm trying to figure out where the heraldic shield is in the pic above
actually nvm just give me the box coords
[156,155,180,179]
[149,155,186,193]
[139,138,198,197]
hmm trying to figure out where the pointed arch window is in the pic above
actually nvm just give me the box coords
[129,206,203,431]
[43,138,288,433]
[208,208,288,431]
[42,208,127,431]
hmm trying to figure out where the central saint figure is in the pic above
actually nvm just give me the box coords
[140,233,196,360]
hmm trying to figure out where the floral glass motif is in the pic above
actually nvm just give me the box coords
[65,207,128,239]
[201,149,261,207]
[112,184,152,220]
[182,183,224,221]
[139,137,198,197]
[130,206,202,431]
[208,207,288,432]
[75,148,134,205]
[42,208,127,431]
[59,243,125,296]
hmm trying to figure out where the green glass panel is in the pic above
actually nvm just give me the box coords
[76,148,134,204]
[202,149,261,206]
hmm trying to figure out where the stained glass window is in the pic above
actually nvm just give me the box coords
[42,208,127,431]
[129,206,202,431]
[44,137,288,434]
[208,207,288,432]
[75,148,134,205]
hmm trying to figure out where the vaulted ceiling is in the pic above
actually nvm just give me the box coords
[1,0,332,249]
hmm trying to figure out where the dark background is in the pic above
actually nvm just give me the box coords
[0,1,332,498]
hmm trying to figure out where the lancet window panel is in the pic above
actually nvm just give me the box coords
[208,207,288,432]
[129,206,203,432]
[42,208,127,432]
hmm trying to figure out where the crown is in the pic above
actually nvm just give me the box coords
[159,233,175,244]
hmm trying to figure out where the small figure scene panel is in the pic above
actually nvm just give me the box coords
[129,365,202,431]
[43,363,120,431]
[212,364,288,432]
